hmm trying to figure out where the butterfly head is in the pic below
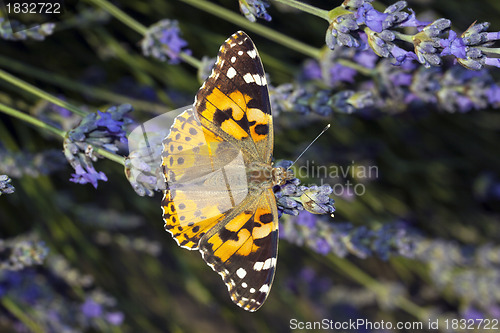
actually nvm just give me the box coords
[271,166,294,186]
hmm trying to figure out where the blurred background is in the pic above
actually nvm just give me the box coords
[1,0,500,332]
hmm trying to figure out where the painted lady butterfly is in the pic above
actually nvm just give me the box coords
[161,31,291,311]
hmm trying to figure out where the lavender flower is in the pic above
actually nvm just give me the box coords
[281,216,419,260]
[0,260,124,331]
[273,160,335,217]
[412,18,450,67]
[0,18,55,41]
[0,175,15,195]
[125,108,174,196]
[239,0,271,22]
[300,185,335,215]
[463,307,484,320]
[99,233,161,257]
[325,4,360,49]
[69,164,108,188]
[106,312,124,326]
[141,20,191,64]
[324,0,500,70]
[457,22,500,70]
[269,83,374,116]
[0,236,49,270]
[56,198,144,229]
[0,149,66,178]
[81,298,103,318]
[356,2,389,33]
[64,104,133,188]
[440,30,467,59]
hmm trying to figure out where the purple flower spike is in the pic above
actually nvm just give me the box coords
[239,0,271,22]
[356,3,388,33]
[487,84,500,105]
[81,298,103,318]
[96,111,124,133]
[484,58,500,68]
[296,211,317,228]
[463,307,484,321]
[141,20,191,64]
[440,30,467,59]
[70,164,108,189]
[314,238,331,255]
[390,45,417,65]
[330,63,357,84]
[398,9,429,29]
[303,60,322,80]
[106,311,125,325]
[159,26,189,63]
[485,32,500,41]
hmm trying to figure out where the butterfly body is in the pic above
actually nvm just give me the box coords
[161,31,288,311]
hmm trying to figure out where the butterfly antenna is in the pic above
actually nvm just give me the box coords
[287,124,331,170]
[286,124,334,218]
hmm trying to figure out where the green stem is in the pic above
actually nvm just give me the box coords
[84,0,201,68]
[0,103,125,166]
[1,298,44,333]
[338,59,375,76]
[0,102,65,138]
[84,0,148,34]
[0,69,86,117]
[94,146,125,166]
[0,55,172,115]
[476,46,500,54]
[393,31,415,44]
[272,0,329,20]
[180,0,321,59]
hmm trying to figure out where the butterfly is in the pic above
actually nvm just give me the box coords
[161,31,292,312]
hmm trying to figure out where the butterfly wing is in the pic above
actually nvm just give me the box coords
[195,31,274,164]
[162,108,249,249]
[162,31,278,311]
[199,189,278,312]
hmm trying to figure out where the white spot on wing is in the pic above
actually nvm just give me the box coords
[253,261,264,271]
[238,51,243,56]
[250,288,256,293]
[259,284,269,293]
[253,74,262,86]
[263,257,273,270]
[242,282,248,288]
[227,67,237,79]
[231,56,236,63]
[243,73,254,83]
[236,268,247,279]
[247,49,257,59]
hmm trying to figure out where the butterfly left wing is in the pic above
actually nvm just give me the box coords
[198,188,278,312]
[162,108,248,250]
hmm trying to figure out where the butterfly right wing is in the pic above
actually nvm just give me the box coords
[198,188,279,312]
[194,31,274,164]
